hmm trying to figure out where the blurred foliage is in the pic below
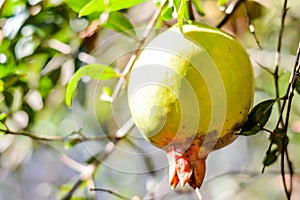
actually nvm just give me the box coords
[0,0,300,200]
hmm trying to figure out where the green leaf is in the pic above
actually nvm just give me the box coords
[270,128,289,151]
[79,0,104,17]
[218,0,229,6]
[2,74,23,90]
[177,0,187,33]
[38,77,53,98]
[263,148,278,166]
[0,122,7,134]
[239,99,276,136]
[173,0,181,9]
[64,0,91,13]
[79,0,146,17]
[183,1,190,22]
[0,0,26,17]
[100,86,113,102]
[103,12,137,38]
[161,5,174,21]
[0,113,7,121]
[176,0,192,33]
[0,113,7,134]
[65,64,117,107]
[192,0,205,16]
[0,80,3,92]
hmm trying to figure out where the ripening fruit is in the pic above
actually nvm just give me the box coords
[127,23,254,189]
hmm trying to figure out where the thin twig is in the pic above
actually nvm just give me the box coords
[62,179,84,200]
[281,145,289,199]
[262,2,290,196]
[90,188,131,200]
[276,44,300,129]
[206,169,300,183]
[60,118,135,200]
[207,169,300,199]
[285,149,294,198]
[280,43,300,199]
[60,3,167,198]
[284,43,300,132]
[274,0,289,127]
[217,0,245,28]
[2,129,63,141]
[261,128,273,135]
[111,0,167,101]
[243,1,263,49]
[1,129,115,143]
[269,20,300,200]
[124,137,156,175]
[275,43,300,199]
[252,59,274,75]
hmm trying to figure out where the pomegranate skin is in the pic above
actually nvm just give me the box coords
[128,23,254,188]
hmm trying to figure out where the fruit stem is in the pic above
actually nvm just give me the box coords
[195,187,203,200]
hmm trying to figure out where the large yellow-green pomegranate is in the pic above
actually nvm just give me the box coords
[127,23,254,189]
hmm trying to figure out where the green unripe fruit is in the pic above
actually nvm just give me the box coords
[127,23,254,189]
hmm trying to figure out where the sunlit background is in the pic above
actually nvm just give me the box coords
[1,0,300,199]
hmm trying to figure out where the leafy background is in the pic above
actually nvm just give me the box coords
[0,0,300,199]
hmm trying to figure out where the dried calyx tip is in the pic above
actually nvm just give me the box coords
[168,140,208,189]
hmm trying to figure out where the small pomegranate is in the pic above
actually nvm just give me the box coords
[127,23,254,189]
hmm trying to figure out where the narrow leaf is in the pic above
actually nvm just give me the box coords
[263,148,278,166]
[103,12,137,38]
[79,0,103,17]
[65,64,117,107]
[0,122,7,134]
[238,126,260,136]
[218,0,229,6]
[161,5,174,21]
[270,128,289,151]
[79,0,146,17]
[183,1,190,23]
[108,0,146,12]
[64,0,90,13]
[0,113,6,121]
[177,0,187,33]
[0,80,3,92]
[100,86,113,102]
[240,99,276,136]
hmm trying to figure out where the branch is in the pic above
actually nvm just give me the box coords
[0,119,135,200]
[61,179,84,200]
[280,42,300,199]
[1,129,116,143]
[58,3,168,199]
[206,169,300,184]
[258,1,294,198]
[60,118,135,200]
[283,43,300,132]
[111,0,167,100]
[274,0,289,127]
[217,0,245,28]
[206,170,300,199]
[90,188,131,200]
[243,1,263,49]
